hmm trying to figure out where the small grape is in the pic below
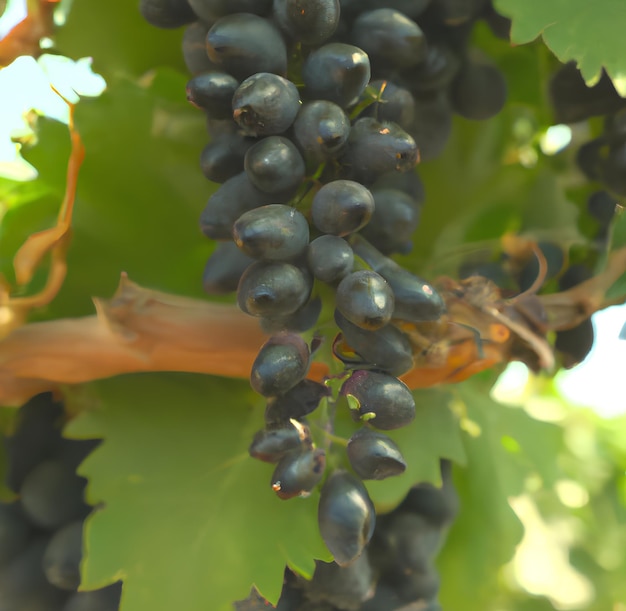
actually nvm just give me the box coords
[307,235,354,284]
[346,428,406,480]
[271,448,326,499]
[249,420,312,463]
[311,180,375,236]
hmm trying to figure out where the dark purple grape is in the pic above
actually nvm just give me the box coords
[233,204,309,261]
[199,132,256,183]
[429,0,487,24]
[351,235,445,322]
[334,310,414,377]
[232,73,301,137]
[4,392,64,493]
[249,420,311,462]
[351,9,427,71]
[361,80,415,129]
[273,0,340,45]
[0,502,33,566]
[371,169,425,202]
[359,188,421,255]
[139,0,196,28]
[341,370,415,430]
[400,460,459,527]
[203,242,254,295]
[206,14,288,80]
[407,91,453,162]
[292,100,350,164]
[340,117,419,182]
[250,333,310,396]
[482,2,511,40]
[190,0,272,19]
[347,428,406,480]
[19,460,90,531]
[303,555,374,609]
[237,261,311,317]
[311,180,375,236]
[605,108,626,146]
[259,295,322,334]
[549,62,626,124]
[264,379,331,425]
[555,320,595,369]
[335,270,395,330]
[389,567,440,603]
[302,43,371,108]
[271,449,326,499]
[42,521,83,591]
[307,235,354,283]
[576,137,606,181]
[601,141,626,197]
[199,172,277,240]
[182,22,215,76]
[341,0,432,19]
[62,583,122,611]
[317,471,375,566]
[244,136,305,194]
[399,43,461,96]
[186,72,239,118]
[450,56,507,120]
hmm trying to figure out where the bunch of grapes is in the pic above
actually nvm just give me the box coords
[139,0,511,607]
[0,393,121,611]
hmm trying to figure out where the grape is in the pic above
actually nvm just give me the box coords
[249,420,312,463]
[233,205,309,261]
[601,142,626,197]
[351,235,445,322]
[302,43,371,108]
[206,14,288,80]
[400,460,459,527]
[264,379,331,425]
[203,241,254,295]
[549,62,626,124]
[190,0,272,19]
[450,57,507,120]
[4,392,64,493]
[334,310,414,377]
[341,0,432,19]
[43,521,83,591]
[19,459,89,531]
[307,235,354,284]
[182,22,215,76]
[0,537,69,611]
[304,555,374,610]
[199,132,256,183]
[244,136,305,194]
[576,137,606,181]
[428,0,487,24]
[54,438,102,472]
[389,568,440,604]
[346,428,406,480]
[340,117,419,182]
[62,583,122,611]
[271,448,326,499]
[0,502,33,566]
[605,108,626,145]
[250,333,310,396]
[371,169,425,202]
[407,91,453,162]
[259,295,322,334]
[335,270,395,331]
[482,2,511,40]
[199,172,277,240]
[186,72,239,118]
[292,100,351,164]
[232,73,301,137]
[341,370,415,430]
[139,0,196,29]
[317,471,375,566]
[555,320,595,368]
[350,9,427,72]
[237,261,311,317]
[311,180,375,236]
[361,80,415,129]
[359,188,421,255]
[273,0,341,45]
[399,43,460,96]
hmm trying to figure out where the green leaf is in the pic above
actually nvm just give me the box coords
[438,380,563,610]
[19,70,212,319]
[495,0,626,96]
[64,374,331,611]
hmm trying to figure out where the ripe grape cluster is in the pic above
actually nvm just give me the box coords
[140,0,510,607]
[0,394,121,611]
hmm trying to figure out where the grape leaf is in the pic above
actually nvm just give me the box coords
[438,380,563,610]
[64,373,331,611]
[495,0,626,96]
